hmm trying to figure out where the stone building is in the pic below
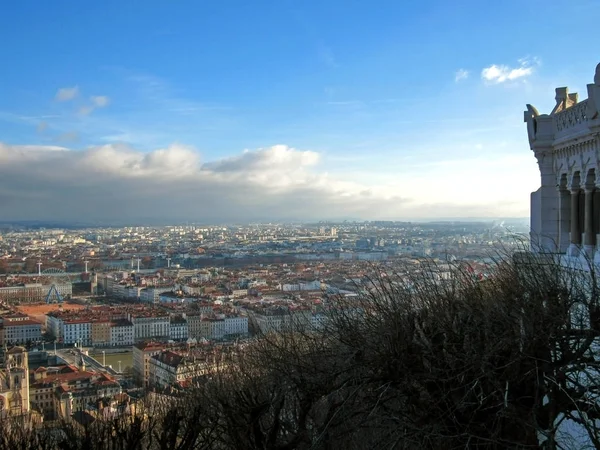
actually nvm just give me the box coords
[30,362,122,420]
[0,346,30,418]
[132,341,167,387]
[525,63,600,447]
[109,319,134,346]
[0,314,42,346]
[526,62,600,257]
[148,346,225,389]
[129,312,170,342]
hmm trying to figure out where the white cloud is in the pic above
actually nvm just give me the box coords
[205,145,319,173]
[90,96,110,107]
[0,144,68,163]
[0,143,400,223]
[79,143,201,176]
[78,96,110,115]
[78,106,94,116]
[481,58,537,84]
[455,69,469,82]
[54,87,109,114]
[0,144,68,152]
[55,86,79,101]
[0,142,534,223]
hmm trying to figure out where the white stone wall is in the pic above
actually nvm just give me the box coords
[525,65,600,256]
[131,316,170,341]
[109,324,134,346]
[63,322,92,345]
[139,287,173,303]
[2,323,42,344]
[169,323,188,340]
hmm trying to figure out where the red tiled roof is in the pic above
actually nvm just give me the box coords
[134,341,167,351]
[4,319,41,327]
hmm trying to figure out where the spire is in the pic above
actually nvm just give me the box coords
[78,352,85,372]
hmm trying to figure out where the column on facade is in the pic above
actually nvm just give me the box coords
[534,150,560,252]
[584,184,596,257]
[557,181,571,253]
[567,176,581,257]
[595,170,600,263]
[571,189,581,244]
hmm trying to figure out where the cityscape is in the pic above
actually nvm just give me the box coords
[1,0,600,448]
[0,219,527,422]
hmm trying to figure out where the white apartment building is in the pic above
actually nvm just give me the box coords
[158,292,195,304]
[181,284,203,296]
[0,282,71,302]
[249,308,312,334]
[0,317,42,345]
[45,315,63,341]
[112,284,142,300]
[129,314,170,341]
[139,287,174,303]
[109,320,134,346]
[0,284,44,302]
[62,320,92,346]
[199,314,248,339]
[199,319,225,340]
[185,314,203,339]
[169,318,188,341]
[280,280,321,291]
[149,350,215,389]
[127,286,143,299]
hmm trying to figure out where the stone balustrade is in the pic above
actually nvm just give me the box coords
[554,99,589,134]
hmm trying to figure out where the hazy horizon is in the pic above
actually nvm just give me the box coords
[0,217,530,229]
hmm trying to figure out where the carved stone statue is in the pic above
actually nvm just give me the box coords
[524,104,539,144]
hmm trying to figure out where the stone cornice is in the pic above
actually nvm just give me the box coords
[553,129,598,150]
[525,63,600,151]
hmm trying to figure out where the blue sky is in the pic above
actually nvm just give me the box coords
[0,0,599,223]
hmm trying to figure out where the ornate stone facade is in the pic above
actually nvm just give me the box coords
[0,346,30,419]
[526,62,600,259]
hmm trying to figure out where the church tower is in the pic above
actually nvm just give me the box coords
[0,346,30,418]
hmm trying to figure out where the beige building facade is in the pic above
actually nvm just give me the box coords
[526,62,600,258]
[91,320,111,346]
[0,346,30,419]
[133,342,166,387]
